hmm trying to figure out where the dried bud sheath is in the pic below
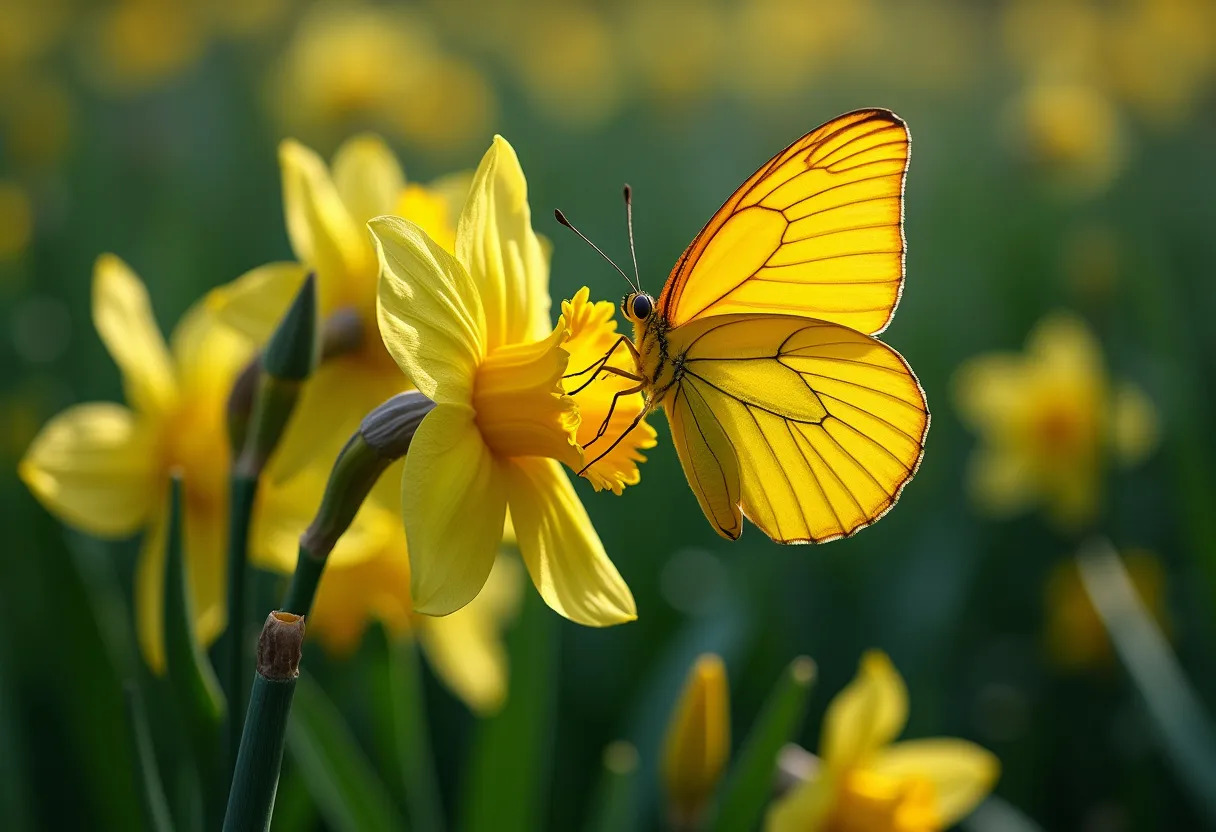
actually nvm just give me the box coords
[222,612,305,832]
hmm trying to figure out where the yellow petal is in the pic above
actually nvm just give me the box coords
[1030,312,1104,382]
[505,457,636,626]
[662,654,730,823]
[206,261,310,343]
[869,739,1000,827]
[19,402,159,537]
[135,507,169,673]
[398,184,459,254]
[455,135,551,350]
[171,300,257,410]
[417,555,521,715]
[332,133,405,227]
[966,446,1035,517]
[821,650,908,770]
[952,353,1026,434]
[134,486,230,674]
[93,254,177,416]
[264,355,403,486]
[764,772,835,832]
[280,138,373,312]
[402,403,507,616]
[371,215,485,404]
[1110,381,1159,465]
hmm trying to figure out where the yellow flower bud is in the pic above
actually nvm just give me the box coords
[662,653,730,827]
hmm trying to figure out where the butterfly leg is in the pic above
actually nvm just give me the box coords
[583,378,645,449]
[564,336,631,392]
[578,406,647,477]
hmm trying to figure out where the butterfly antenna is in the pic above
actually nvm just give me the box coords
[623,185,642,290]
[554,209,640,293]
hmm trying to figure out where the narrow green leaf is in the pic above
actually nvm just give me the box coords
[460,586,558,832]
[709,656,816,832]
[124,682,174,832]
[224,472,259,771]
[287,673,409,832]
[367,626,444,832]
[163,474,225,730]
[583,741,640,832]
[1077,539,1216,824]
[262,272,318,382]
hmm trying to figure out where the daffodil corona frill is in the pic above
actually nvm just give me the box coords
[953,312,1158,529]
[208,134,467,494]
[371,135,650,626]
[19,255,251,671]
[767,652,998,832]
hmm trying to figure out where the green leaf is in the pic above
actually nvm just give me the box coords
[460,586,558,832]
[262,272,318,382]
[1077,540,1216,824]
[124,682,174,832]
[163,475,225,732]
[366,626,444,832]
[287,673,408,832]
[709,656,815,832]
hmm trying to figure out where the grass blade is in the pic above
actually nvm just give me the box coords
[1077,539,1216,823]
[287,673,408,832]
[709,656,816,832]
[460,587,558,832]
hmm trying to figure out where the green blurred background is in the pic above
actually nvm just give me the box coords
[3,0,1216,829]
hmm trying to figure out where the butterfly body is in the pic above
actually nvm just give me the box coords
[588,109,928,544]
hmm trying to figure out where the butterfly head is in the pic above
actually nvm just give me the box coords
[622,291,655,324]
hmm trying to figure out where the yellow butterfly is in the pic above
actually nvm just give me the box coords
[559,109,928,543]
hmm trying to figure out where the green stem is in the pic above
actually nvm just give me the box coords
[281,546,326,618]
[225,473,259,771]
[223,612,304,832]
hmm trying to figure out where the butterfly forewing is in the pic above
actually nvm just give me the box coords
[657,109,909,337]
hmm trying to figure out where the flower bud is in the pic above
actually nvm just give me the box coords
[662,653,730,828]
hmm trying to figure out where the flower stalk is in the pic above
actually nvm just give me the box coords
[225,273,318,769]
[222,612,305,832]
[283,391,434,617]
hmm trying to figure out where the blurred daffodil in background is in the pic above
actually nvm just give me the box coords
[768,651,999,832]
[954,312,1158,530]
[209,133,464,499]
[662,653,730,827]
[371,135,645,625]
[270,2,492,152]
[19,255,251,671]
[1045,548,1170,672]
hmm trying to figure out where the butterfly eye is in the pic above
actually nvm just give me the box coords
[631,293,653,320]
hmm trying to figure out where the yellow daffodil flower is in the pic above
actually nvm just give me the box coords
[768,651,998,832]
[254,470,521,714]
[954,312,1158,530]
[370,135,647,626]
[209,134,463,497]
[662,653,730,826]
[19,255,251,671]
[1045,549,1170,671]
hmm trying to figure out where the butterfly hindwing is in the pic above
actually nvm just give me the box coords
[662,314,927,543]
[667,377,742,540]
[658,109,909,336]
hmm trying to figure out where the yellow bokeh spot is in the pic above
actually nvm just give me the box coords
[0,182,33,259]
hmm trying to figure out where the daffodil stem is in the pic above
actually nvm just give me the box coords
[225,472,259,773]
[222,612,305,832]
